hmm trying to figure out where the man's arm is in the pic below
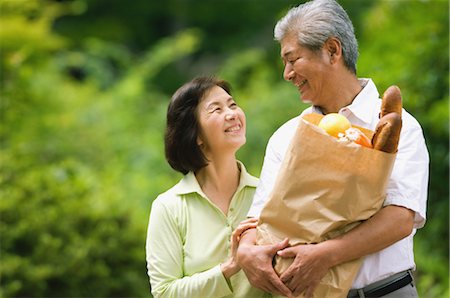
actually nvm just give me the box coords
[278,114,428,298]
[236,228,292,297]
[277,205,415,298]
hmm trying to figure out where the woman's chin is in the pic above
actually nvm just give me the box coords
[231,138,246,151]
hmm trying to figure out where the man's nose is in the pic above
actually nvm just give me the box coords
[283,63,295,81]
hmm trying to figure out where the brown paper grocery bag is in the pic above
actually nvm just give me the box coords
[256,114,396,298]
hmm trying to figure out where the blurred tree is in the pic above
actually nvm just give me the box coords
[358,2,449,296]
[52,0,377,95]
[1,0,448,297]
[0,0,199,296]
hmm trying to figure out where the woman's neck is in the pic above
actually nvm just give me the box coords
[195,154,240,215]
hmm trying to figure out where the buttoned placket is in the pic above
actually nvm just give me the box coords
[195,188,241,251]
[224,191,240,250]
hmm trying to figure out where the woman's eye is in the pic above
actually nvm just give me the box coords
[230,103,237,108]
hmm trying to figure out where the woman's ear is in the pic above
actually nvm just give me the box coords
[325,37,342,63]
[197,136,204,147]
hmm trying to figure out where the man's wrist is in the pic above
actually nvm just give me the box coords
[318,238,343,268]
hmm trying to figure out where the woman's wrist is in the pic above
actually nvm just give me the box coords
[220,258,240,279]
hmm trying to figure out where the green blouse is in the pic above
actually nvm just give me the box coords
[146,162,269,298]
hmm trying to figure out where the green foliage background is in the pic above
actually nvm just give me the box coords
[0,0,448,297]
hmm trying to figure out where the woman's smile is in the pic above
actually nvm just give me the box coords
[225,123,243,133]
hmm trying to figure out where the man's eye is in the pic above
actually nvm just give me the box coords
[230,103,237,108]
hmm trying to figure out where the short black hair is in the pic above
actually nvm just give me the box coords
[164,76,232,175]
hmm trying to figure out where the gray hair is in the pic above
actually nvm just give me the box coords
[274,0,358,74]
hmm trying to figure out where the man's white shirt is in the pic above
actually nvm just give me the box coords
[248,79,429,288]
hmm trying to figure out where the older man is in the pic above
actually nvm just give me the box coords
[237,1,429,298]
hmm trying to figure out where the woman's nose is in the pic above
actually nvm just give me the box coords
[283,64,295,81]
[225,110,237,120]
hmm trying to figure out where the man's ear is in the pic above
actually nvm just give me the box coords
[324,37,342,63]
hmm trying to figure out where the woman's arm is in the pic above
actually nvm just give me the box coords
[221,217,259,279]
[146,199,232,298]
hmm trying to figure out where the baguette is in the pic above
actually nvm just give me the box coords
[380,85,403,117]
[372,112,402,153]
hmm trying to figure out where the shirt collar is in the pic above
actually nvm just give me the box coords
[311,78,380,125]
[343,78,380,124]
[172,161,258,197]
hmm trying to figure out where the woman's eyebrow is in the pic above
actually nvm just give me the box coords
[205,96,234,109]
[205,101,219,110]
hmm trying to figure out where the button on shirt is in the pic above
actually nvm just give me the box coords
[247,79,429,288]
[146,161,268,298]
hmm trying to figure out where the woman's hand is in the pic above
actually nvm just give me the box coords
[232,218,259,258]
[221,218,259,279]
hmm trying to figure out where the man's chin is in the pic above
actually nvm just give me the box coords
[300,97,312,104]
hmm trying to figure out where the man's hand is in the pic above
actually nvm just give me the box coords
[277,243,332,298]
[277,205,415,297]
[237,228,292,297]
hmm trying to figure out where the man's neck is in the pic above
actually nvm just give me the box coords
[320,74,362,114]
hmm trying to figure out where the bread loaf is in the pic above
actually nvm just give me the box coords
[372,113,402,153]
[372,85,404,153]
[380,85,403,117]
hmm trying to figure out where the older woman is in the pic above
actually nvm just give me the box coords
[146,77,268,298]
[237,1,429,298]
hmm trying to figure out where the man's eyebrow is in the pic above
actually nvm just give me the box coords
[281,50,293,58]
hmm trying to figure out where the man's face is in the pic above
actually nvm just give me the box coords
[280,34,332,107]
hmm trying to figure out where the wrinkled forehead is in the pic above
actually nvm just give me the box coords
[280,34,302,57]
[198,86,231,108]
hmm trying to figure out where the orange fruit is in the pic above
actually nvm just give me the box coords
[318,113,351,138]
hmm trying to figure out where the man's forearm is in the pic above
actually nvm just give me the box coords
[323,205,415,267]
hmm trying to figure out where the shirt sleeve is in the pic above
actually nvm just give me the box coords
[247,137,283,218]
[384,115,429,228]
[146,197,232,298]
[247,115,302,218]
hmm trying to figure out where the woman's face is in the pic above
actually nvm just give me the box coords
[280,33,332,107]
[196,86,246,156]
